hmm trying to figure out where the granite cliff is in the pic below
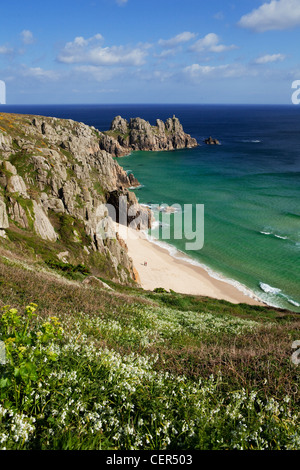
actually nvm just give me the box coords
[99,115,198,157]
[0,112,196,286]
[0,113,152,285]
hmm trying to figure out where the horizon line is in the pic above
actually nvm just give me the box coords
[0,102,297,107]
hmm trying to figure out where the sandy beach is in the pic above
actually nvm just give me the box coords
[115,224,265,306]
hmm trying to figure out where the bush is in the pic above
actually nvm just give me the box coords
[45,260,91,278]
[153,287,169,294]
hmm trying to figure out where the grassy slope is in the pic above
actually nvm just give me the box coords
[0,245,299,450]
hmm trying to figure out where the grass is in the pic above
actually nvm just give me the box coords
[0,246,299,450]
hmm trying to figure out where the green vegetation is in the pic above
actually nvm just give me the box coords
[93,181,105,197]
[12,196,35,231]
[153,287,169,294]
[0,248,299,450]
[104,129,129,140]
[45,259,91,280]
[8,151,35,180]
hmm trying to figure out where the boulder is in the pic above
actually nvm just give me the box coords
[0,132,12,152]
[2,161,17,175]
[0,200,9,230]
[110,115,128,134]
[8,199,30,229]
[6,174,28,197]
[32,201,57,242]
[57,251,69,263]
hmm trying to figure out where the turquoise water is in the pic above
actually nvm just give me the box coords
[3,104,300,311]
[115,107,300,312]
[121,148,300,311]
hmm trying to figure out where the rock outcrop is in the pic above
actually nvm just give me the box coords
[204,137,220,145]
[99,115,198,157]
[0,198,9,238]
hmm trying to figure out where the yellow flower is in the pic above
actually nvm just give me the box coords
[50,316,61,326]
[5,337,16,345]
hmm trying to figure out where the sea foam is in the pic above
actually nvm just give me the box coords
[259,283,300,308]
[259,282,282,295]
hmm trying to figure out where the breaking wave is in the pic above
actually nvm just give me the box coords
[259,282,300,308]
[259,231,289,241]
[259,282,282,295]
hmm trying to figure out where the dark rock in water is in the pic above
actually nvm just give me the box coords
[204,136,220,145]
[127,173,140,187]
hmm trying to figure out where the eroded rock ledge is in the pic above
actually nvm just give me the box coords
[99,115,198,157]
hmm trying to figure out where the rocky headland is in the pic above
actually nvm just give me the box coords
[0,112,196,286]
[99,115,198,157]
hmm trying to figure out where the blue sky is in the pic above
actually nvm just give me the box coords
[1,0,300,104]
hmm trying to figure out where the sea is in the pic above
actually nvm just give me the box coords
[1,103,300,312]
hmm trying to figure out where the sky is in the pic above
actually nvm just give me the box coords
[1,0,300,104]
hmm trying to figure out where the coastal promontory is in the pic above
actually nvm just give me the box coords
[99,115,198,157]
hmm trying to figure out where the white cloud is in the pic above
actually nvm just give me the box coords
[184,64,219,76]
[57,34,147,66]
[190,33,237,53]
[73,65,124,82]
[0,45,13,55]
[116,0,128,5]
[63,34,104,49]
[21,66,59,80]
[20,30,35,45]
[183,63,252,81]
[155,49,177,58]
[88,46,146,66]
[254,53,286,64]
[158,31,196,48]
[238,0,300,32]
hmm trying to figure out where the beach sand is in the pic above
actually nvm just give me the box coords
[115,224,265,306]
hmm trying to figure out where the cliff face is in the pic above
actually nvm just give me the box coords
[0,113,151,285]
[99,115,198,157]
[0,112,196,286]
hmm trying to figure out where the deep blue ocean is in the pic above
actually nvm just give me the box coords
[1,103,300,311]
